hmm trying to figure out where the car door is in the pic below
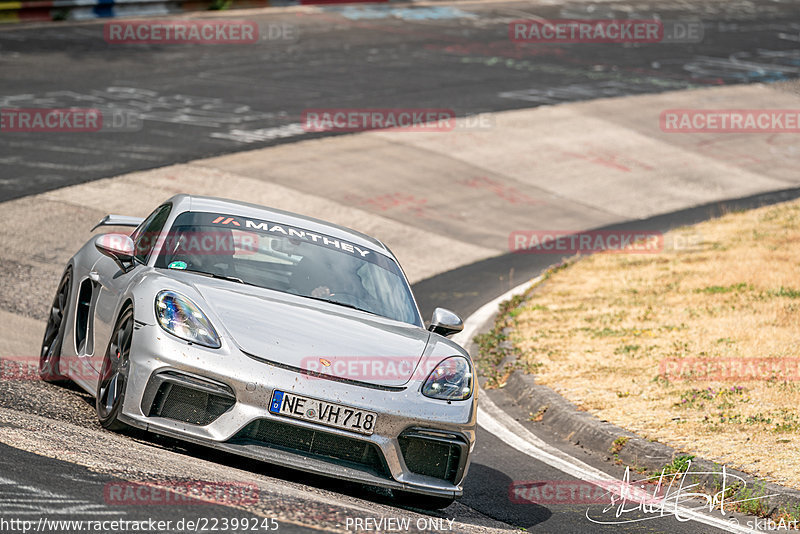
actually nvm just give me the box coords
[89,204,172,375]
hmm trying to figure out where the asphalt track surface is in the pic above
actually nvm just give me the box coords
[1,0,800,201]
[2,0,800,533]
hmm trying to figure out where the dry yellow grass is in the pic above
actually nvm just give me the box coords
[513,198,800,488]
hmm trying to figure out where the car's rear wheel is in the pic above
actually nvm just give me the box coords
[96,307,133,431]
[393,490,455,510]
[39,269,72,382]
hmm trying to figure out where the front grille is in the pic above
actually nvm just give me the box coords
[230,419,389,477]
[398,434,463,484]
[148,382,235,426]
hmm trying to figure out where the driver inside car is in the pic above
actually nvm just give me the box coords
[290,246,380,313]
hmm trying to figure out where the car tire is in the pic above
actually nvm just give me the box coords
[393,490,455,510]
[96,306,133,431]
[39,269,72,382]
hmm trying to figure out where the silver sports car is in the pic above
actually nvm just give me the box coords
[40,194,476,509]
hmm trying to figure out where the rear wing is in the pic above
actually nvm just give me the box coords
[91,215,145,232]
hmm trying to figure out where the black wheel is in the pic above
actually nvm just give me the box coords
[393,490,455,510]
[96,307,133,431]
[39,269,72,382]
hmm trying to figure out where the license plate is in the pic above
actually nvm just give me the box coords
[268,390,377,435]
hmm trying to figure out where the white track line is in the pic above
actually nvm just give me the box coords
[455,278,757,534]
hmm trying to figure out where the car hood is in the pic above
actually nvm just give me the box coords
[195,282,430,387]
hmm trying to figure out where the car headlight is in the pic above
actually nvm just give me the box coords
[155,290,221,348]
[422,356,473,401]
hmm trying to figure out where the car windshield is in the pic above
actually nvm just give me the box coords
[153,211,421,326]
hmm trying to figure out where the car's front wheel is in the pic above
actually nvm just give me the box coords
[393,490,455,510]
[96,306,133,431]
[39,269,72,382]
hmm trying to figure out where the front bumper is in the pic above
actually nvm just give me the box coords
[120,324,477,497]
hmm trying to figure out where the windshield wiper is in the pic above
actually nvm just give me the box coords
[182,269,247,285]
[300,294,378,316]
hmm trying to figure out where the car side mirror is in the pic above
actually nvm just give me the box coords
[428,307,463,337]
[95,234,135,271]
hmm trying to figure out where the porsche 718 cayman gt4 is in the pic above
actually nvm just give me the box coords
[40,195,476,509]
